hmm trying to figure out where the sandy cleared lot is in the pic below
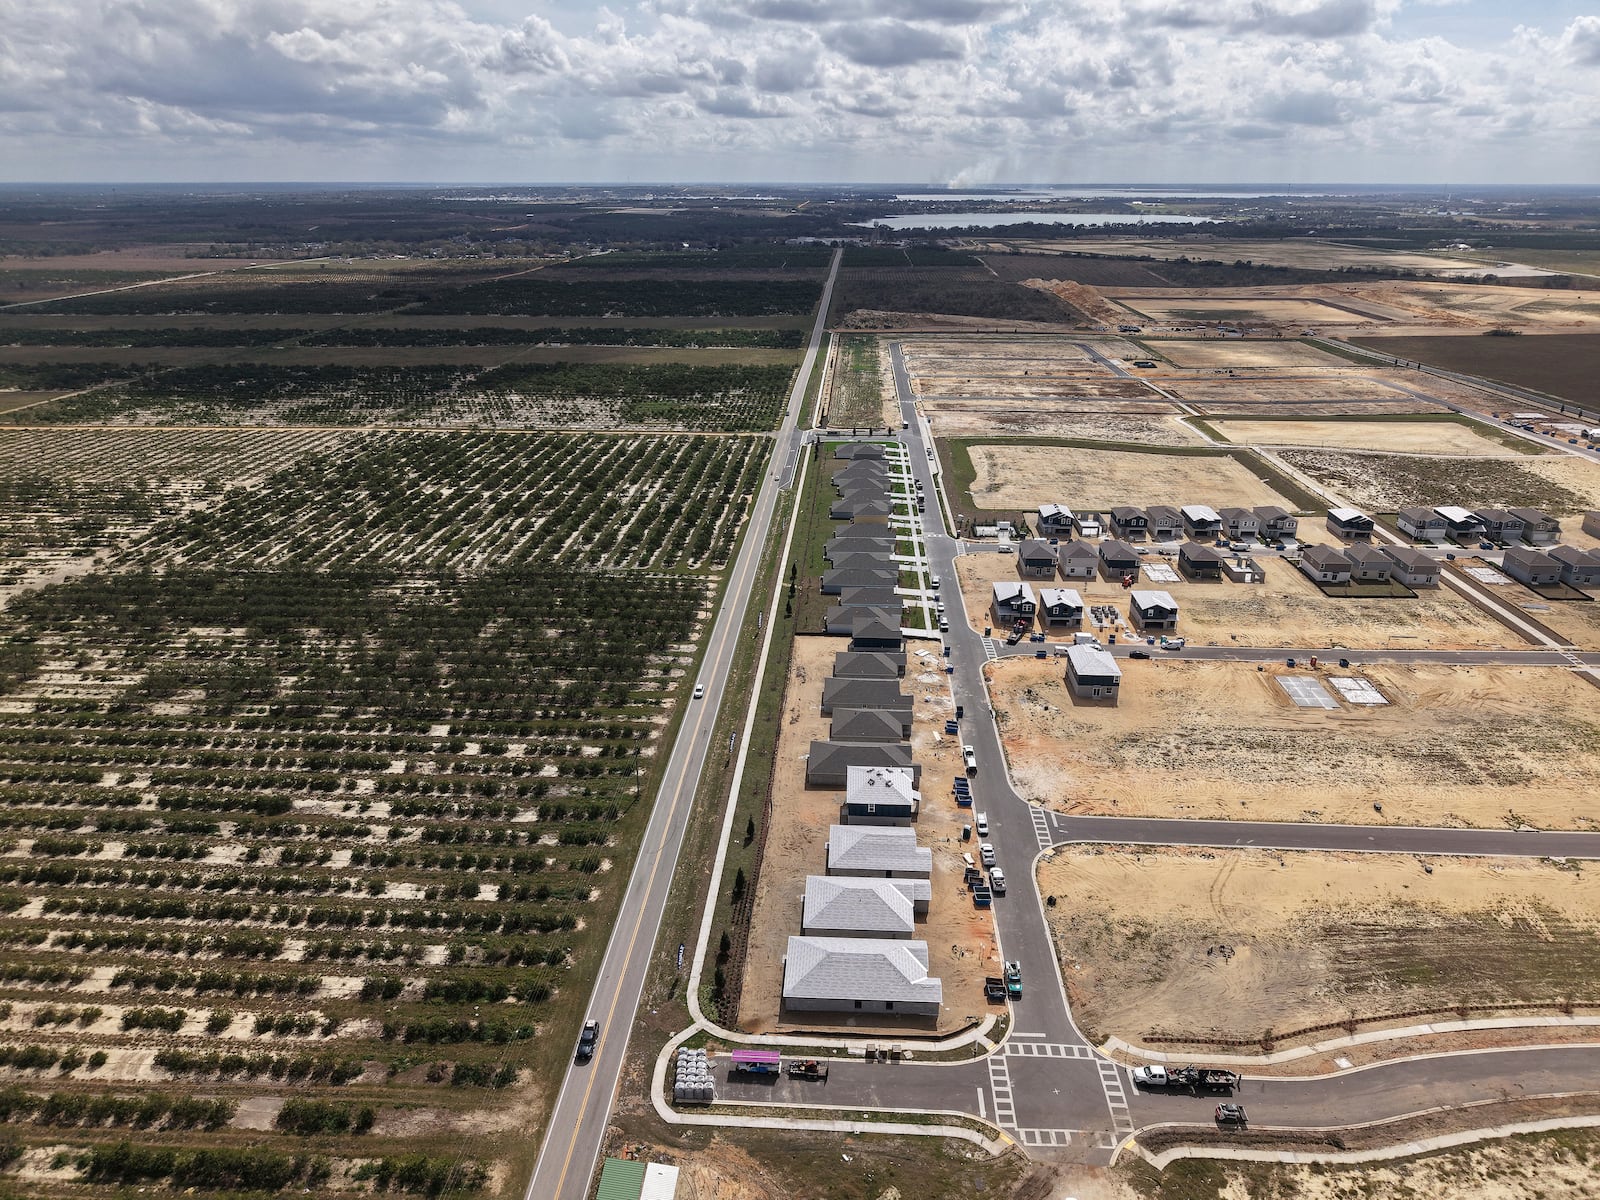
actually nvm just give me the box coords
[738,635,998,1036]
[1042,847,1600,1046]
[993,656,1600,829]
[923,403,1196,444]
[1114,296,1366,327]
[1149,339,1352,368]
[1354,281,1600,328]
[1210,417,1522,455]
[967,445,1294,512]
[1167,373,1447,413]
[1010,238,1499,275]
[899,336,1158,401]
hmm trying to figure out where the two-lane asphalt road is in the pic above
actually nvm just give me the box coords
[523,250,841,1200]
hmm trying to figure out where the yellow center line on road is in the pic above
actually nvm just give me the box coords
[544,566,748,1197]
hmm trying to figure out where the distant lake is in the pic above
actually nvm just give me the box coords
[892,190,1319,202]
[855,212,1216,230]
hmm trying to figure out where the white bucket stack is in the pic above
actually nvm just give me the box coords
[672,1046,714,1104]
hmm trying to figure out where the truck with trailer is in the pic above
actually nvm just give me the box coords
[730,1049,783,1076]
[1131,1064,1241,1093]
[1003,961,1022,999]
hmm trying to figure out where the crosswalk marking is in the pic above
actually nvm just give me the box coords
[1016,1128,1075,1147]
[1004,1041,1094,1059]
[982,638,999,662]
[987,1054,1016,1128]
[1097,1058,1135,1136]
[1029,806,1053,851]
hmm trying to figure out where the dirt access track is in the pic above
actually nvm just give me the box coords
[738,635,998,1037]
[966,444,1295,512]
[991,656,1600,829]
[1041,846,1600,1049]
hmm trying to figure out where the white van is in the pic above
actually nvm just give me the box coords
[975,811,989,836]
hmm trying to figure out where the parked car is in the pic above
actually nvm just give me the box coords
[980,842,996,866]
[1215,1103,1248,1127]
[988,867,1006,894]
[575,1019,600,1062]
[1129,650,1151,659]
[963,746,978,774]
[975,811,989,836]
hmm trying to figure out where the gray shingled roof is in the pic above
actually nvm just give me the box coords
[826,824,931,875]
[833,651,905,678]
[821,678,910,712]
[1301,544,1352,570]
[806,741,918,786]
[802,877,916,937]
[831,708,907,742]
[783,936,942,1005]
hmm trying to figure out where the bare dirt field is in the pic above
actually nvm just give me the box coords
[967,445,1295,512]
[1166,373,1449,414]
[1349,282,1600,329]
[1112,296,1367,327]
[1148,339,1351,368]
[923,403,1196,444]
[1277,448,1600,515]
[1041,847,1600,1046]
[1209,417,1526,455]
[737,635,997,1036]
[992,657,1600,829]
[899,336,1157,401]
[1010,238,1499,275]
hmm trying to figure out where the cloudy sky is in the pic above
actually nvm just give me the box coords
[2,0,1597,184]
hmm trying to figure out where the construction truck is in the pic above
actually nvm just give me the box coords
[1003,961,1022,999]
[1005,619,1028,645]
[787,1059,830,1081]
[1131,1065,1241,1093]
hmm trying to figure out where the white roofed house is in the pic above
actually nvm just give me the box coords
[1064,643,1121,703]
[1038,587,1084,628]
[1180,504,1222,540]
[1128,589,1178,632]
[1036,504,1075,539]
[825,824,932,879]
[841,764,919,825]
[802,876,925,939]
[1434,506,1486,545]
[782,936,942,1017]
[1325,508,1374,542]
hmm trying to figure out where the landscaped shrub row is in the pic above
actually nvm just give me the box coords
[0,962,88,986]
[413,275,821,318]
[300,325,804,348]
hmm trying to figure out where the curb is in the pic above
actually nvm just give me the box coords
[1103,1017,1600,1068]
[1118,1101,1600,1172]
